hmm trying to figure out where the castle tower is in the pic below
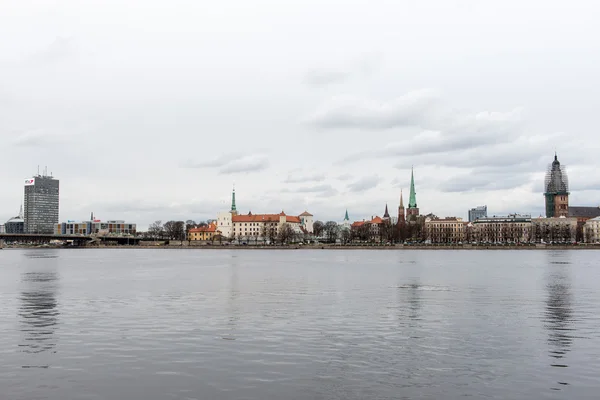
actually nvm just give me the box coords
[544,153,569,217]
[230,185,238,216]
[406,167,419,220]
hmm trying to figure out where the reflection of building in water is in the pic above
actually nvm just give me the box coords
[19,271,60,354]
[544,258,575,391]
[545,277,573,363]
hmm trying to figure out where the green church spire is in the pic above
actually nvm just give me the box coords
[344,209,349,221]
[231,185,237,212]
[408,167,417,208]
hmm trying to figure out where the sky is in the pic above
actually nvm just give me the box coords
[1,0,600,229]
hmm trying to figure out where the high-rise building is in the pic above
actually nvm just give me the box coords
[23,173,59,234]
[468,205,487,222]
[544,153,569,218]
[406,167,419,220]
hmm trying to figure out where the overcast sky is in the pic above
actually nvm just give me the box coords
[1,0,599,229]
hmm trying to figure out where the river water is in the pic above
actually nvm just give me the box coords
[0,249,599,399]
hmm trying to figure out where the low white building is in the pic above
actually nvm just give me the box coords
[584,216,600,243]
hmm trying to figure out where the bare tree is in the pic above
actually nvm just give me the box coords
[324,221,339,243]
[278,223,295,245]
[148,220,164,239]
[313,220,325,239]
[340,228,351,245]
[260,224,268,245]
[163,221,186,240]
[268,224,278,244]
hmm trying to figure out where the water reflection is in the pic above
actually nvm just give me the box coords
[544,252,574,389]
[224,256,240,340]
[396,281,422,322]
[18,251,60,363]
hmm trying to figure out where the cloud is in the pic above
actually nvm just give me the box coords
[436,172,530,193]
[283,172,326,183]
[347,175,381,192]
[303,52,382,87]
[304,69,349,87]
[295,184,336,193]
[305,89,440,130]
[219,155,269,174]
[184,153,269,174]
[25,36,77,64]
[336,173,353,181]
[11,128,82,148]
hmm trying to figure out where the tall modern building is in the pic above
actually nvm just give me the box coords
[468,205,487,222]
[544,153,569,218]
[23,173,60,234]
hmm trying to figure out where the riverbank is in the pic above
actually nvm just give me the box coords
[3,243,600,250]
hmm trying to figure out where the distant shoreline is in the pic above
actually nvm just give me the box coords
[3,244,600,251]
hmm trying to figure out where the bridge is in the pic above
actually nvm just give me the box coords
[0,233,142,246]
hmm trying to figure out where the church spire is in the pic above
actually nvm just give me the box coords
[408,167,417,208]
[231,185,237,212]
[383,204,390,219]
[344,209,349,221]
[399,189,404,209]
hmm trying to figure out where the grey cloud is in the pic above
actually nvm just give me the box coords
[336,173,353,181]
[303,52,382,87]
[304,69,349,87]
[436,173,530,193]
[295,184,336,193]
[219,155,269,174]
[347,175,381,192]
[284,172,326,183]
[306,89,440,130]
[184,154,269,174]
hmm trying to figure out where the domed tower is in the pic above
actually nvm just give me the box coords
[544,153,569,217]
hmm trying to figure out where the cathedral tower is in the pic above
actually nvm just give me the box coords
[544,153,569,217]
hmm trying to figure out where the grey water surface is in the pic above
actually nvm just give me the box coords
[1,249,599,399]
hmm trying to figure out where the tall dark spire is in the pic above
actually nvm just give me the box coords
[408,167,417,208]
[383,204,390,219]
[344,209,349,221]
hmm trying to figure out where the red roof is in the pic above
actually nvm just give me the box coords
[232,213,303,224]
[371,216,384,224]
[299,211,313,216]
[189,224,218,233]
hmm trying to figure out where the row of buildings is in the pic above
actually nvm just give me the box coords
[187,154,600,244]
[2,154,600,244]
[0,170,137,237]
[188,188,315,242]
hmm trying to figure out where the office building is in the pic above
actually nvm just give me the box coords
[24,173,59,234]
[55,219,137,236]
[4,206,25,234]
[468,205,487,222]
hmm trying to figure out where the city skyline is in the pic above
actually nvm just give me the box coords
[1,1,600,229]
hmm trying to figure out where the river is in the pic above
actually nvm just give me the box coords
[1,249,599,399]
